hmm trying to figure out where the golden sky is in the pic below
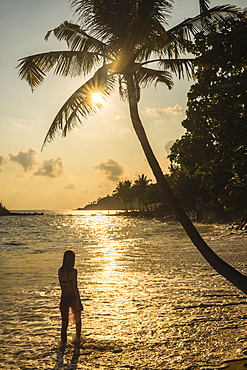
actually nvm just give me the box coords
[0,0,245,210]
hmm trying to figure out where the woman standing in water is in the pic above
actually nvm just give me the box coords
[58,250,83,345]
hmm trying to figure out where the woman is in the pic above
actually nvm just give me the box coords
[58,250,83,345]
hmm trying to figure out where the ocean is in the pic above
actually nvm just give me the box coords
[0,210,246,369]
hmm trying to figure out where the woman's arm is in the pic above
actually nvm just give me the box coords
[72,269,83,310]
[58,268,62,288]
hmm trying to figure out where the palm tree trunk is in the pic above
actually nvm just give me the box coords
[126,74,247,295]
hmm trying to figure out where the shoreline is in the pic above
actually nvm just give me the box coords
[114,210,247,230]
[1,205,246,231]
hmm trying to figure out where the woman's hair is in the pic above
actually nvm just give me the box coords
[61,250,75,272]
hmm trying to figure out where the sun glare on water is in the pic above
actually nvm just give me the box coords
[92,92,105,105]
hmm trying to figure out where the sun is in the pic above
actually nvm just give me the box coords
[91,92,105,105]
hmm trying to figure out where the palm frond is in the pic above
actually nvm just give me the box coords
[17,51,102,91]
[70,0,121,42]
[70,0,173,51]
[168,5,244,40]
[199,0,210,13]
[42,65,116,149]
[45,21,108,55]
[157,59,196,80]
[138,67,173,90]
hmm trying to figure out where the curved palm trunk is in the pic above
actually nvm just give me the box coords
[126,74,247,295]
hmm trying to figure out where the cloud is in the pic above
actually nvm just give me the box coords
[164,140,174,154]
[94,159,124,182]
[64,183,75,190]
[9,148,37,171]
[144,108,160,117]
[34,157,64,178]
[144,104,184,117]
[162,104,184,115]
[0,156,6,172]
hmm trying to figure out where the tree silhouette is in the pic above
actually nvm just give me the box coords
[133,174,151,211]
[113,180,134,211]
[169,18,247,219]
[17,0,247,294]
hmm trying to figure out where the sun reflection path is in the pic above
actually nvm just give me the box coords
[68,212,145,340]
[69,211,128,279]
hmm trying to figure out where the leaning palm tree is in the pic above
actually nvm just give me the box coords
[17,0,247,294]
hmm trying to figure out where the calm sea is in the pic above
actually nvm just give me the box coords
[0,210,246,369]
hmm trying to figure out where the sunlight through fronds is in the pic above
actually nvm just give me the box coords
[41,67,116,149]
[91,92,105,105]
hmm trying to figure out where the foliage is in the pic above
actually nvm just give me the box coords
[132,174,152,211]
[169,17,247,218]
[113,180,135,211]
[113,175,166,213]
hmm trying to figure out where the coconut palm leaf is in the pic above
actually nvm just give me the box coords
[42,66,116,148]
[17,51,102,91]
[168,5,244,40]
[140,58,195,80]
[138,67,173,89]
[70,0,173,49]
[157,58,196,80]
[45,21,109,56]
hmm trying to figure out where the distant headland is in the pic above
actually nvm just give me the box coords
[77,195,125,211]
[0,203,11,216]
[0,203,43,216]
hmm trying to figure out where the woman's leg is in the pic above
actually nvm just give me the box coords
[61,320,68,343]
[76,319,81,340]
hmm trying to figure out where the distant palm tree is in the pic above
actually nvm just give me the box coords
[113,180,133,212]
[133,174,151,211]
[17,0,247,294]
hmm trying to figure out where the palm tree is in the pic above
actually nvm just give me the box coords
[113,180,134,212]
[133,174,151,211]
[17,0,247,294]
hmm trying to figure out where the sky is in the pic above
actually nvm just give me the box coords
[0,0,246,210]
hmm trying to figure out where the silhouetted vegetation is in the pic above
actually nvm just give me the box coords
[113,175,164,214]
[169,17,247,222]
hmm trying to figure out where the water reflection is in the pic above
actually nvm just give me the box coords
[54,343,80,370]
